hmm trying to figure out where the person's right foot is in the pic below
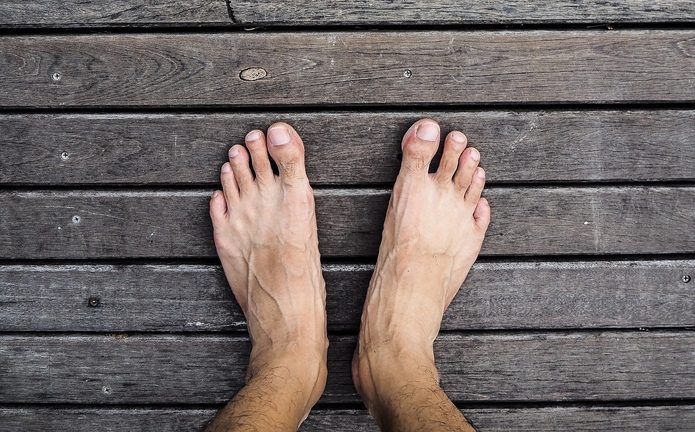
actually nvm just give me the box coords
[353,118,490,422]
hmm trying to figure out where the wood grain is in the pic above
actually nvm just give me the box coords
[1,332,693,403]
[1,0,693,27]
[2,111,694,185]
[0,0,230,28]
[0,187,693,258]
[2,406,695,431]
[1,261,693,332]
[2,31,694,107]
[232,0,695,26]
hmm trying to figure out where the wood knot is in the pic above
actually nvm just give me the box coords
[239,67,267,81]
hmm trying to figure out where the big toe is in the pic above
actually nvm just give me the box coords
[266,122,308,186]
[400,118,440,174]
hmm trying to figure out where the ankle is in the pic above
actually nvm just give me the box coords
[354,338,438,409]
[248,343,328,409]
[250,340,327,379]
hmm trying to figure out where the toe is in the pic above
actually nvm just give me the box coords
[465,167,486,204]
[266,122,308,186]
[473,197,491,230]
[400,118,441,174]
[435,131,467,183]
[245,130,273,186]
[209,190,227,224]
[220,162,239,204]
[228,144,255,193]
[453,147,480,191]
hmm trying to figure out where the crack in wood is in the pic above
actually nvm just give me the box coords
[225,0,238,24]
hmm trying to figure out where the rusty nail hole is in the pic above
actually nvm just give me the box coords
[239,67,268,81]
[403,69,412,78]
[60,151,69,160]
[72,215,81,224]
[88,297,100,308]
[683,275,691,283]
[51,72,62,81]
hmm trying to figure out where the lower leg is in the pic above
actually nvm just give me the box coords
[206,347,325,431]
[357,344,474,432]
[354,119,489,431]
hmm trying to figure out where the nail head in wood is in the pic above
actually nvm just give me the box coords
[87,297,100,308]
[682,275,691,283]
[60,151,69,160]
[51,72,61,81]
[403,69,413,78]
[72,215,81,224]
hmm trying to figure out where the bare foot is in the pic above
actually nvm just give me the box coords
[209,122,328,425]
[353,119,490,430]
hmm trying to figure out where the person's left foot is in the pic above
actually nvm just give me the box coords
[209,122,328,416]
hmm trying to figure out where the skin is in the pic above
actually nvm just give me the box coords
[207,123,327,431]
[207,118,489,431]
[353,118,489,431]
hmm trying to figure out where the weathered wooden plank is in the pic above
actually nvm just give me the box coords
[0,0,230,28]
[1,261,693,332]
[1,0,693,28]
[232,0,695,26]
[0,187,693,258]
[0,332,693,403]
[2,31,694,107]
[2,111,694,185]
[2,406,695,432]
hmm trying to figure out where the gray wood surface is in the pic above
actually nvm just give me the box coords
[0,0,230,28]
[2,111,694,185]
[1,0,693,27]
[1,332,693,403]
[2,406,695,432]
[232,0,695,26]
[1,260,693,332]
[2,31,695,107]
[1,187,693,258]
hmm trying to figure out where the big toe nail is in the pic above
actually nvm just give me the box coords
[268,126,292,146]
[416,122,439,141]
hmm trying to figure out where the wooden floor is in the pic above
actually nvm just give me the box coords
[1,1,695,430]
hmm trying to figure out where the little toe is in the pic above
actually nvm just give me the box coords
[209,190,227,225]
[465,167,486,204]
[266,122,308,186]
[245,130,273,186]
[473,197,491,230]
[228,144,255,194]
[220,162,239,204]
[453,147,480,192]
[435,131,467,183]
[400,118,441,175]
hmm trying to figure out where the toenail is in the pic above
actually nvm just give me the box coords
[477,168,485,178]
[211,190,220,198]
[470,148,480,161]
[221,163,232,173]
[246,130,261,142]
[268,126,291,146]
[228,147,240,158]
[416,123,439,141]
[451,131,466,144]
